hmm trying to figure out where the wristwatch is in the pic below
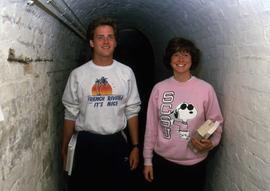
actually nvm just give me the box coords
[132,144,139,148]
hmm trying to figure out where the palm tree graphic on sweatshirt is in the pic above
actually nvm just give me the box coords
[91,76,112,96]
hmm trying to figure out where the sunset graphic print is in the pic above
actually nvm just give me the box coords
[91,76,112,96]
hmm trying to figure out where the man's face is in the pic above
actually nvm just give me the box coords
[90,25,117,59]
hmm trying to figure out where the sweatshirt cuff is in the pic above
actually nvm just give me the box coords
[144,158,153,166]
[125,104,141,119]
[64,109,77,121]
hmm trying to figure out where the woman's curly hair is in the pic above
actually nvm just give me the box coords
[163,37,200,70]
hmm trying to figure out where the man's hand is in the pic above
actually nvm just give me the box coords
[129,147,139,170]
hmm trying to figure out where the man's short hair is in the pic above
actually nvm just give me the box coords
[87,16,118,41]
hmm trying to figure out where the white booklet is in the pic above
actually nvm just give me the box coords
[189,120,220,153]
[196,120,220,139]
[65,132,78,176]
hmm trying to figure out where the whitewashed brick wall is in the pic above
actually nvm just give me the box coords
[189,1,270,191]
[0,0,86,191]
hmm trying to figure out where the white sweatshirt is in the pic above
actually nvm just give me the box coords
[62,60,141,135]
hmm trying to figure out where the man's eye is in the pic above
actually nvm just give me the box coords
[97,36,104,40]
[108,36,115,40]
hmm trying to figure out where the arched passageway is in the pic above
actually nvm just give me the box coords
[115,28,155,134]
[115,28,155,188]
[1,1,270,191]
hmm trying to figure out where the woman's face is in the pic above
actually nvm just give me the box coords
[170,51,192,75]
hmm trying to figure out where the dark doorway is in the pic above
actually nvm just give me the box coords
[114,28,155,188]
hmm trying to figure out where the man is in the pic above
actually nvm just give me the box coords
[61,16,141,190]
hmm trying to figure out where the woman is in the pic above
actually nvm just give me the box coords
[143,37,223,190]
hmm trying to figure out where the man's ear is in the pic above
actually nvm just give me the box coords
[90,40,94,48]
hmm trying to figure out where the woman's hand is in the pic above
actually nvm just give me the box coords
[191,137,213,153]
[143,165,154,182]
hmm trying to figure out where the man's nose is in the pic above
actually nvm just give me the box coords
[103,37,110,42]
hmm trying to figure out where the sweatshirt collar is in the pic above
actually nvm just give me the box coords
[89,60,116,70]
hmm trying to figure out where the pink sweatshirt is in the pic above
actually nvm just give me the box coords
[143,76,223,166]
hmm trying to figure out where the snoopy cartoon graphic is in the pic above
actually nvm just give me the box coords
[170,102,197,140]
